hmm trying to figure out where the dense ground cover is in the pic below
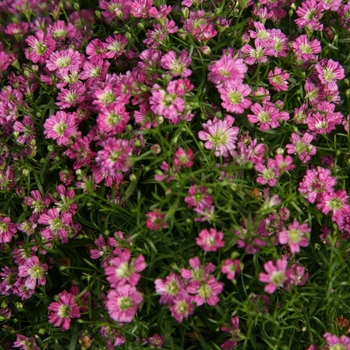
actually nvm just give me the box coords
[0,0,350,349]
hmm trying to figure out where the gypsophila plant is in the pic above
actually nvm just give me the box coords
[0,0,350,349]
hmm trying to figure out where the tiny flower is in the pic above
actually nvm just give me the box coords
[174,147,194,168]
[268,67,289,92]
[196,228,225,252]
[259,257,288,294]
[155,272,187,305]
[18,256,48,290]
[13,335,39,350]
[278,220,310,253]
[105,250,146,288]
[187,276,224,306]
[170,296,194,323]
[218,81,252,114]
[286,132,316,163]
[0,216,17,243]
[48,290,81,331]
[221,316,241,350]
[221,259,241,280]
[146,209,168,230]
[105,284,143,323]
[323,333,350,349]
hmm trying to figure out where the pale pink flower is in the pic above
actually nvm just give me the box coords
[105,284,143,323]
[18,256,48,290]
[105,251,146,288]
[48,290,81,331]
[181,257,215,282]
[43,111,77,146]
[323,333,350,349]
[259,257,288,294]
[240,38,274,65]
[255,159,280,187]
[278,221,310,253]
[292,35,321,62]
[196,228,225,252]
[104,34,128,59]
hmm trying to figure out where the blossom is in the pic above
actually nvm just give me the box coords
[186,276,224,306]
[184,185,213,211]
[181,257,215,282]
[105,250,146,288]
[323,333,350,350]
[221,259,241,280]
[221,317,240,350]
[174,147,194,168]
[207,52,247,85]
[104,34,128,59]
[43,111,77,146]
[105,284,143,323]
[18,256,48,290]
[46,48,83,73]
[48,290,81,331]
[218,81,252,114]
[56,82,86,109]
[25,30,55,65]
[298,167,337,203]
[146,209,168,230]
[259,257,288,293]
[0,216,17,243]
[285,132,316,163]
[278,221,310,253]
[241,38,274,65]
[13,335,39,350]
[295,0,324,31]
[292,35,321,62]
[198,115,239,157]
[247,102,281,130]
[155,272,187,305]
[170,296,195,323]
[196,228,225,252]
[160,49,192,78]
[255,158,280,187]
[315,58,345,90]
[268,67,289,92]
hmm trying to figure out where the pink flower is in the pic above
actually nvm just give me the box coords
[248,102,281,130]
[25,30,55,65]
[170,296,195,323]
[184,185,213,211]
[292,35,321,62]
[285,132,316,163]
[218,81,252,114]
[18,256,48,290]
[105,284,143,323]
[196,228,225,252]
[323,333,350,349]
[259,257,288,294]
[97,102,130,135]
[317,190,350,225]
[0,216,17,243]
[221,317,240,350]
[295,0,324,31]
[221,259,241,280]
[105,251,146,288]
[268,67,289,92]
[149,83,184,123]
[241,38,274,65]
[146,209,168,230]
[255,158,280,187]
[46,48,83,73]
[13,335,39,350]
[104,34,128,59]
[298,167,337,204]
[160,49,192,78]
[95,138,133,175]
[43,111,77,146]
[315,58,345,90]
[181,257,215,282]
[207,52,247,86]
[278,221,310,253]
[48,290,81,331]
[56,82,86,109]
[38,208,73,243]
[187,276,224,306]
[198,115,239,157]
[64,136,95,170]
[174,147,194,168]
[155,273,187,305]
[13,116,35,145]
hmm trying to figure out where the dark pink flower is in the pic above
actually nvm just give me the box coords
[0,216,17,243]
[48,290,81,331]
[18,256,48,290]
[105,250,146,288]
[155,273,187,305]
[196,228,225,252]
[25,30,55,65]
[221,259,241,280]
[259,257,288,294]
[146,209,168,230]
[170,296,194,323]
[278,221,310,253]
[221,317,240,350]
